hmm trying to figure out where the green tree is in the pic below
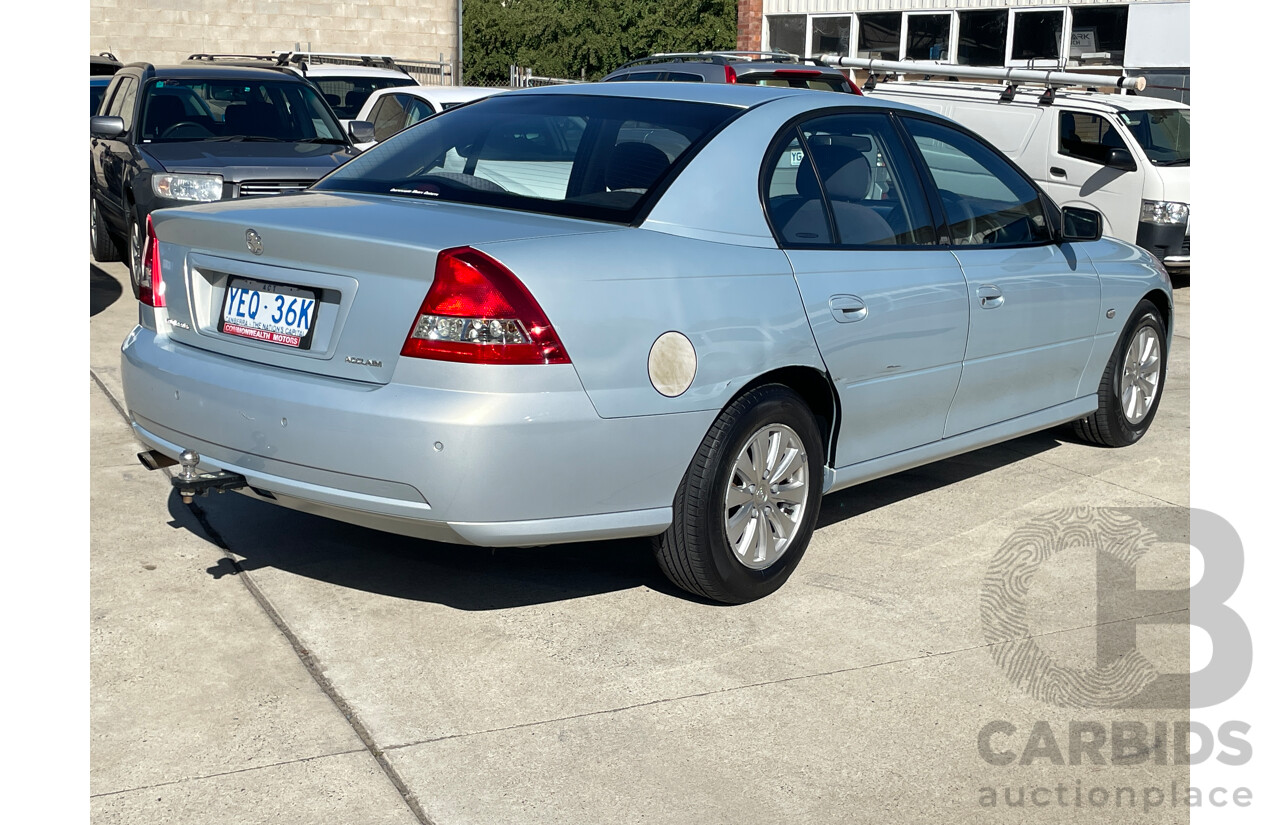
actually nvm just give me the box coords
[463,0,736,86]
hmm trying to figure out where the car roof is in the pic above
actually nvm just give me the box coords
[128,62,315,82]
[367,85,501,103]
[501,81,854,108]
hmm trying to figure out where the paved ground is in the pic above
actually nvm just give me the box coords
[91,257,1192,824]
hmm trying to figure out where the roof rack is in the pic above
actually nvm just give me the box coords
[272,51,408,73]
[186,53,277,63]
[614,50,803,71]
[816,56,1144,101]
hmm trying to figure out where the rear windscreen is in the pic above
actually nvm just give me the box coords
[314,93,742,223]
[739,73,852,93]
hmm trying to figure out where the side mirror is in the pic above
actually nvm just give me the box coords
[91,115,125,139]
[1062,207,1104,242]
[1105,147,1138,172]
[347,120,375,145]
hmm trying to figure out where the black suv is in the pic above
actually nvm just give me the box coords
[602,51,861,94]
[90,62,366,295]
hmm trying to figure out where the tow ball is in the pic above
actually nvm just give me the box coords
[137,449,248,504]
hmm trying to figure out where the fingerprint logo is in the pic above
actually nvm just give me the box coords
[980,507,1163,708]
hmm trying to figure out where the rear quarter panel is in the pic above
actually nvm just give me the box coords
[476,230,824,419]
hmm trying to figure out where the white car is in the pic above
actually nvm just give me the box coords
[287,63,416,130]
[352,86,505,150]
[185,52,417,132]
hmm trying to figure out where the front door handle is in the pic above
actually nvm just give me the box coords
[977,285,1004,309]
[829,295,868,323]
[1050,166,1067,178]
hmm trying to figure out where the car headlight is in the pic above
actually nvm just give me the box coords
[1140,200,1189,225]
[152,173,223,202]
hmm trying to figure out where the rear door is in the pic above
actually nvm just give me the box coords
[768,111,969,468]
[899,114,1100,436]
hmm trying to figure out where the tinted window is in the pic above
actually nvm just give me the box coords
[906,14,952,61]
[904,117,1051,247]
[765,112,935,247]
[372,94,438,142]
[315,94,738,223]
[114,78,139,131]
[313,76,415,119]
[1058,111,1130,164]
[138,79,344,143]
[740,73,852,93]
[858,12,902,60]
[90,80,111,115]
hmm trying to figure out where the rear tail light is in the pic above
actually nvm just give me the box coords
[139,214,165,308]
[724,64,737,84]
[401,247,570,365]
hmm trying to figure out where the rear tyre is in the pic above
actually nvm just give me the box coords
[1073,299,1167,447]
[126,207,145,299]
[90,197,121,262]
[654,385,824,604]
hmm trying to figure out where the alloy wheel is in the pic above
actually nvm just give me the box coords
[723,423,810,570]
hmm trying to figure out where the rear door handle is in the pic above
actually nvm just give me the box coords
[829,295,868,323]
[1050,166,1067,178]
[977,285,1004,309]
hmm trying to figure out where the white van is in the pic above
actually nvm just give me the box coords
[864,78,1189,271]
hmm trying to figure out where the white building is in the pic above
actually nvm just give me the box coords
[742,1,1190,101]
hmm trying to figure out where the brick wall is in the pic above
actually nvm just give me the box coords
[737,0,762,52]
[90,0,457,69]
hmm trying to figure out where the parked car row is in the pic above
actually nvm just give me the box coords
[109,51,1174,603]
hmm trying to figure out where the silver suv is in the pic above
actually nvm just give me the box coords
[602,51,860,94]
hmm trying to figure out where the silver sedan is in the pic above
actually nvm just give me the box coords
[122,82,1172,603]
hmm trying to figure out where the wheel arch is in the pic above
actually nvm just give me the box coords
[1142,287,1174,346]
[732,365,840,468]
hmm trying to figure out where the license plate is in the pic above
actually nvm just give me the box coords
[220,277,318,349]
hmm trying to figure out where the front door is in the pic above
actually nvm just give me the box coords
[900,115,1100,437]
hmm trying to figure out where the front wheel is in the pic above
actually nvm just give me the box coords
[654,385,825,604]
[1073,299,1167,447]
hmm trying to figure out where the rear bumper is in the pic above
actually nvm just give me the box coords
[121,326,713,546]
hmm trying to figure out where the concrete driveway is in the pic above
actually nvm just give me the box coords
[91,256,1191,824]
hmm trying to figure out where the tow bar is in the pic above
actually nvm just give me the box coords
[137,449,249,504]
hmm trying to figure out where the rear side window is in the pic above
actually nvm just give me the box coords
[315,94,740,223]
[740,73,852,93]
[1059,111,1129,164]
[903,117,1052,247]
[764,112,935,247]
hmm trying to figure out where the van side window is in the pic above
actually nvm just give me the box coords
[764,112,936,247]
[902,117,1052,247]
[1058,111,1128,164]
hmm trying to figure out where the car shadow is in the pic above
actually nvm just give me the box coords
[90,264,124,316]
[173,429,1070,610]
